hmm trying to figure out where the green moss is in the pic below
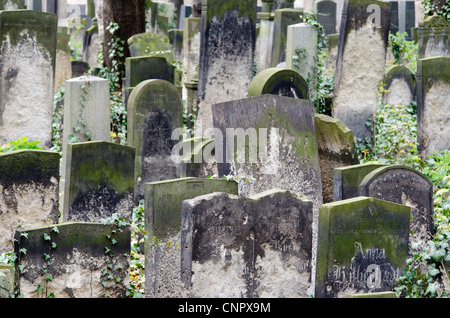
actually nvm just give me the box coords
[205,0,257,23]
[421,56,450,92]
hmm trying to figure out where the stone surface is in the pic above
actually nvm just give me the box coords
[14,223,130,298]
[181,189,314,298]
[196,0,257,131]
[315,196,410,298]
[127,32,174,60]
[127,79,183,202]
[0,264,14,298]
[63,141,136,223]
[0,150,60,254]
[316,0,337,35]
[55,28,72,90]
[382,65,416,106]
[418,15,450,59]
[315,114,359,203]
[144,177,238,298]
[332,0,392,141]
[248,68,309,99]
[125,56,175,89]
[0,10,57,149]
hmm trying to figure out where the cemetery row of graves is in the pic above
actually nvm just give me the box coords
[0,0,449,298]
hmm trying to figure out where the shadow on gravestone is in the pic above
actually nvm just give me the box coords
[127,79,183,203]
[315,196,410,298]
[63,141,136,223]
[181,189,314,298]
[144,177,238,298]
[0,150,60,255]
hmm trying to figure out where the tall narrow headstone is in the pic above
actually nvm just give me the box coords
[416,56,450,157]
[332,0,392,141]
[144,177,238,298]
[55,27,72,90]
[0,10,57,149]
[315,196,410,298]
[63,141,136,223]
[127,79,183,202]
[0,150,60,254]
[316,0,337,35]
[196,0,257,131]
[256,0,275,73]
[181,190,314,298]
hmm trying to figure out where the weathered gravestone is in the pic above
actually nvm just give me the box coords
[196,0,256,131]
[416,56,450,158]
[358,165,434,249]
[332,0,392,141]
[382,65,416,107]
[0,264,14,298]
[256,2,275,73]
[315,196,410,298]
[386,0,416,40]
[418,15,450,59]
[0,0,25,10]
[325,33,339,72]
[316,0,337,35]
[144,177,238,298]
[315,114,359,204]
[179,137,218,178]
[63,141,136,223]
[168,29,183,63]
[248,68,309,99]
[181,189,314,298]
[14,223,130,298]
[127,79,183,202]
[0,10,57,149]
[0,150,60,254]
[333,163,388,202]
[286,23,318,98]
[128,32,174,60]
[342,291,398,298]
[55,27,72,90]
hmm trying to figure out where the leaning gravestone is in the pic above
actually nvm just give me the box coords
[14,223,130,298]
[416,56,450,158]
[63,141,136,223]
[248,68,309,99]
[315,196,410,298]
[127,79,183,202]
[181,189,314,298]
[144,177,238,298]
[358,165,434,249]
[0,10,57,149]
[0,150,60,254]
[382,65,416,107]
[332,0,392,141]
[315,114,359,204]
[196,0,256,131]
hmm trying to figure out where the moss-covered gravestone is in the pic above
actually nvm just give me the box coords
[0,10,57,149]
[315,114,359,204]
[0,150,60,254]
[416,56,450,157]
[14,223,130,298]
[333,163,388,202]
[382,65,416,107]
[63,141,136,223]
[418,15,450,59]
[127,32,174,60]
[248,68,309,99]
[315,197,410,298]
[358,165,434,251]
[127,79,183,202]
[196,0,257,131]
[144,177,238,298]
[332,0,392,141]
[181,189,314,298]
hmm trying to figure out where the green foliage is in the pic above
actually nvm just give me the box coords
[423,0,450,20]
[51,85,65,152]
[388,32,418,73]
[0,137,43,153]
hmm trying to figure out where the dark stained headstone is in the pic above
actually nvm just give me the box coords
[181,189,314,298]
[317,0,337,35]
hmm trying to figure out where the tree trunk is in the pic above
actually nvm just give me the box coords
[102,0,146,88]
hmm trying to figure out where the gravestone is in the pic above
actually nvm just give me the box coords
[382,65,416,106]
[14,223,130,298]
[127,79,183,202]
[71,61,89,77]
[285,23,318,98]
[358,165,434,249]
[270,8,303,67]
[416,56,450,157]
[316,0,337,35]
[0,0,25,10]
[325,33,339,71]
[63,141,136,223]
[55,27,72,90]
[0,10,57,149]
[181,189,314,298]
[196,0,257,132]
[387,0,399,34]
[315,114,359,204]
[342,291,398,298]
[0,264,14,298]
[256,2,275,73]
[127,32,174,60]
[144,177,238,298]
[386,1,416,41]
[248,68,309,99]
[418,15,450,59]
[315,196,410,298]
[179,137,218,178]
[168,29,183,63]
[332,0,392,141]
[333,163,388,202]
[0,150,60,254]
